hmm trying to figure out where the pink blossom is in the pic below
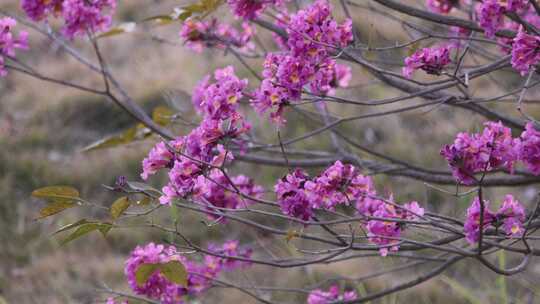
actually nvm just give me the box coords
[496,194,526,236]
[141,141,174,180]
[402,46,451,78]
[464,197,495,244]
[61,0,116,38]
[476,0,504,38]
[426,0,457,14]
[511,26,540,75]
[21,0,64,21]
[226,0,286,20]
[275,169,314,221]
[518,122,540,174]
[0,17,29,77]
[307,285,357,304]
[441,121,519,185]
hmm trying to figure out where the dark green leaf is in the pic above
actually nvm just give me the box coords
[59,223,113,246]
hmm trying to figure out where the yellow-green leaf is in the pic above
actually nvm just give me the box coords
[110,196,130,220]
[82,127,137,152]
[36,201,76,219]
[59,223,112,246]
[53,219,90,235]
[32,186,80,203]
[152,106,175,126]
[160,261,188,286]
[135,263,161,286]
[97,22,136,39]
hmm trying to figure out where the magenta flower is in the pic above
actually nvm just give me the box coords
[191,66,248,120]
[440,121,519,185]
[426,0,457,14]
[275,169,314,221]
[21,0,64,21]
[476,0,504,38]
[61,0,116,38]
[402,46,451,78]
[0,17,29,77]
[496,194,526,236]
[307,285,357,304]
[518,122,540,174]
[140,141,174,180]
[511,26,540,75]
[464,197,496,244]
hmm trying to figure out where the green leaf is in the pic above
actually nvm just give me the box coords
[32,186,80,203]
[160,261,188,286]
[82,127,137,152]
[110,196,131,220]
[152,106,175,126]
[135,263,161,286]
[96,22,136,39]
[36,201,76,219]
[59,223,113,246]
[53,219,90,235]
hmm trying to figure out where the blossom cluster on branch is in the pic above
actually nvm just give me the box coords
[124,241,251,303]
[22,0,116,38]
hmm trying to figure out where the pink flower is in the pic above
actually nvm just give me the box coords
[426,0,457,14]
[441,121,519,185]
[511,26,540,75]
[140,142,174,180]
[0,17,29,77]
[21,0,64,21]
[476,0,504,38]
[275,169,314,221]
[307,285,357,304]
[61,0,116,38]
[496,194,526,236]
[402,46,451,78]
[464,197,495,244]
[518,122,540,174]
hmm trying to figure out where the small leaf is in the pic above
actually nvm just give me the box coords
[82,127,137,152]
[110,196,131,220]
[152,106,175,126]
[97,22,136,38]
[285,229,300,243]
[136,263,161,286]
[36,201,76,219]
[59,223,112,246]
[160,261,188,286]
[32,186,80,203]
[53,219,90,235]
[136,196,152,205]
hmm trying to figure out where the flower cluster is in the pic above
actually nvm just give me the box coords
[275,161,424,256]
[180,19,255,53]
[464,195,526,244]
[0,17,28,77]
[441,121,540,184]
[140,66,263,215]
[125,242,251,303]
[441,121,519,184]
[511,26,540,76]
[22,0,116,39]
[307,285,357,304]
[402,46,452,78]
[252,0,353,123]
[226,0,286,20]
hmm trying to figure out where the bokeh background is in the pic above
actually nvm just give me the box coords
[2,0,540,303]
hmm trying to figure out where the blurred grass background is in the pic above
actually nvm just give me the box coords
[2,0,540,303]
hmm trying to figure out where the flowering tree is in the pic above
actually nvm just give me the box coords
[5,0,540,302]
